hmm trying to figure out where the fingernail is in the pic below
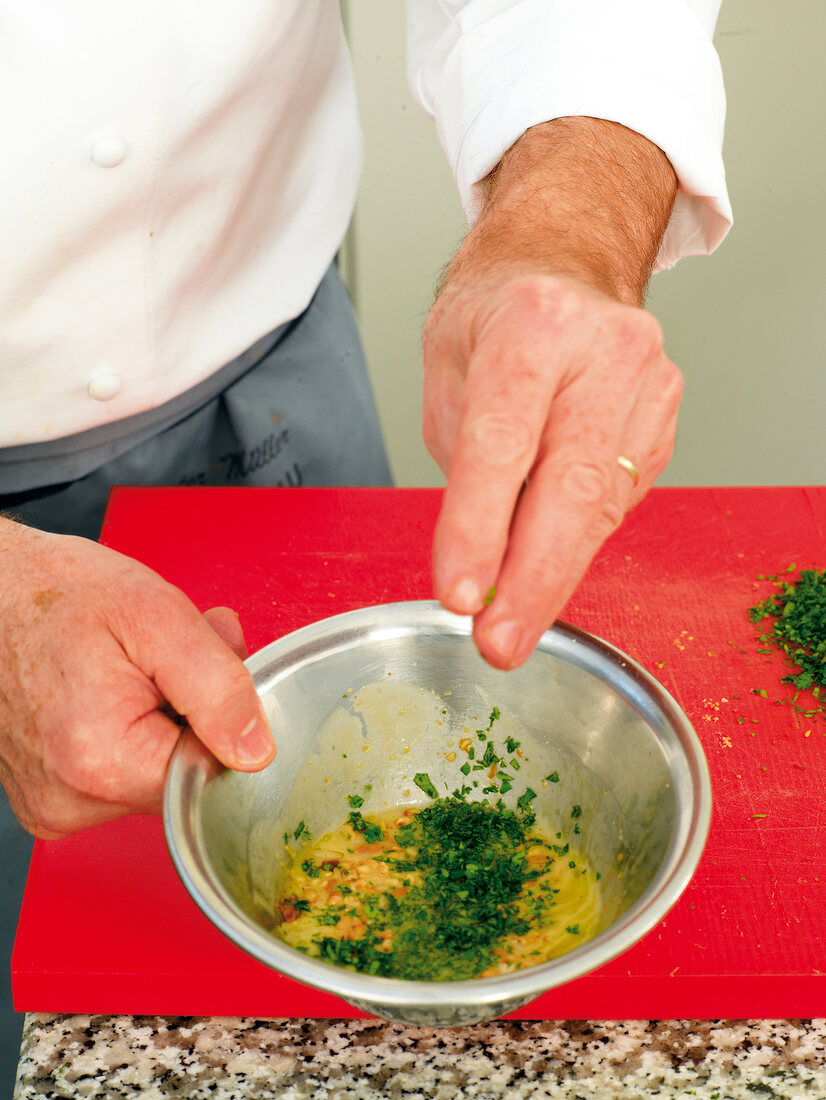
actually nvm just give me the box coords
[236,715,275,767]
[448,577,484,614]
[486,619,523,664]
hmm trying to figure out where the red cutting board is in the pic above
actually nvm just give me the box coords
[13,486,826,1018]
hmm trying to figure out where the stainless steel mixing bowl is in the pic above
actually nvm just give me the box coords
[164,600,711,1026]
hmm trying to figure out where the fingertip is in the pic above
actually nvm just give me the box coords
[474,616,524,670]
[474,611,543,671]
[231,713,276,772]
[441,577,486,616]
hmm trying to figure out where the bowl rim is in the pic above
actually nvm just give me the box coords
[164,600,712,1011]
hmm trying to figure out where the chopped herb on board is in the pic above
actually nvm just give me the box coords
[749,566,826,715]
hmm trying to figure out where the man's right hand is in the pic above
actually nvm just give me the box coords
[0,519,274,839]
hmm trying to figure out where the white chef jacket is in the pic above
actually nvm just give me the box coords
[0,0,730,452]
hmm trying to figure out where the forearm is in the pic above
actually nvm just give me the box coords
[446,116,677,307]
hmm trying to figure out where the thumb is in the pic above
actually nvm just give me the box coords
[123,591,275,772]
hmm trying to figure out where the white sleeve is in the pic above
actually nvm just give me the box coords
[405,0,731,269]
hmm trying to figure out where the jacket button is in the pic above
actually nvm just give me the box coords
[88,370,122,401]
[90,135,128,168]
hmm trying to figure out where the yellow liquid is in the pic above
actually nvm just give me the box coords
[274,803,605,981]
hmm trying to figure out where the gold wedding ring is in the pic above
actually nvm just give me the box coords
[617,454,640,486]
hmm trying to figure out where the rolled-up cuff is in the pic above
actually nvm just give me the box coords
[409,0,732,267]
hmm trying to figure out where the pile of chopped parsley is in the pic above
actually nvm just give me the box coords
[750,566,826,706]
[310,795,561,981]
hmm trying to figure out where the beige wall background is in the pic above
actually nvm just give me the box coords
[342,1,825,488]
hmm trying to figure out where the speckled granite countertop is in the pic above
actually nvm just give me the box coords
[13,1015,826,1098]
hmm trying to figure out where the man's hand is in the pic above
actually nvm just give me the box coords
[424,117,681,669]
[0,520,274,838]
